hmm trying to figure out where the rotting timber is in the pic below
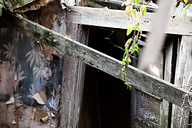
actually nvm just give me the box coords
[0,10,191,110]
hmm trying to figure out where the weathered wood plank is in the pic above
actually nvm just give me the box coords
[88,0,158,11]
[131,47,163,127]
[57,20,88,128]
[39,1,88,127]
[171,36,192,128]
[161,38,175,128]
[0,11,191,109]
[135,90,161,127]
[66,6,192,36]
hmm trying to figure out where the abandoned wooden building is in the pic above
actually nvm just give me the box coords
[0,0,192,127]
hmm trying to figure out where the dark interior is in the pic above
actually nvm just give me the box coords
[79,27,132,128]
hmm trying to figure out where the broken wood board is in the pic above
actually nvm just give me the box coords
[0,102,57,127]
[66,6,192,36]
[0,11,191,110]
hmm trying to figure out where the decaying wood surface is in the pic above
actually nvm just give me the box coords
[0,11,191,109]
[0,102,57,128]
[162,38,176,128]
[40,0,88,127]
[131,47,163,127]
[66,6,192,36]
[58,24,87,128]
[14,0,54,13]
[171,36,192,128]
[88,0,158,11]
[54,13,88,128]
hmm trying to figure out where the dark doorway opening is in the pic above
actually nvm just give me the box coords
[79,27,132,128]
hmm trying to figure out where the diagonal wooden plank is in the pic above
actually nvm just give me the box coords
[66,6,192,36]
[0,11,190,109]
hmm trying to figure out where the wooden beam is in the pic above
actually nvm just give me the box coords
[66,6,192,36]
[88,0,157,11]
[0,11,190,109]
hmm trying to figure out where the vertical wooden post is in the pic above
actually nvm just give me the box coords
[58,24,88,128]
[161,37,176,128]
[171,36,192,128]
[53,1,88,127]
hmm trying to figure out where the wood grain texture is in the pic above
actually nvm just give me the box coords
[171,36,192,128]
[88,0,157,11]
[161,38,175,128]
[66,6,192,36]
[58,23,87,128]
[0,11,190,109]
[131,49,163,127]
[49,1,88,127]
[135,90,161,127]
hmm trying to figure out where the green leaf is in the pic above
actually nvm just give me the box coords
[136,45,140,54]
[129,46,133,52]
[127,24,133,36]
[125,82,130,86]
[122,59,125,65]
[125,82,132,90]
[127,57,131,63]
[187,4,191,8]
[123,51,127,58]
[115,45,124,51]
[128,38,132,42]
[122,73,126,81]
[132,9,137,19]
[136,44,140,50]
[183,9,187,21]
[134,0,140,5]
[131,49,136,54]
[125,82,130,89]
[125,60,129,68]
[125,38,132,48]
[140,5,147,16]
[136,49,140,55]
[129,85,132,91]
[135,23,141,32]
[142,6,147,15]
[134,35,138,44]
[184,0,188,3]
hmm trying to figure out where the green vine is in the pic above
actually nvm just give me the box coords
[121,0,147,90]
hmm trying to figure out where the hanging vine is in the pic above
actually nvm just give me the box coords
[121,0,147,90]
